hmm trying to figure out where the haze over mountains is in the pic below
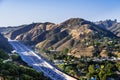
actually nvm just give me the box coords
[1,18,120,57]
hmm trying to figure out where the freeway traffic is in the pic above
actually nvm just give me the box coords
[9,40,77,80]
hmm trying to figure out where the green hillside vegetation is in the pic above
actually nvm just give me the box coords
[0,49,51,80]
[37,46,120,80]
[57,57,120,80]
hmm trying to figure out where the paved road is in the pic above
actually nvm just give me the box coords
[9,40,77,80]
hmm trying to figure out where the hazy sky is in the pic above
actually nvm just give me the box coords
[0,0,120,26]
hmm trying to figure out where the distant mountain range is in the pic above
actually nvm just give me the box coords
[1,18,120,57]
[95,19,120,37]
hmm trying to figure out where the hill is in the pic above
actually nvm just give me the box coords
[0,33,13,52]
[6,18,120,57]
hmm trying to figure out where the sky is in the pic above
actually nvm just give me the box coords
[0,0,120,26]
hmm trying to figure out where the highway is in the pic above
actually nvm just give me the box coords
[9,40,77,80]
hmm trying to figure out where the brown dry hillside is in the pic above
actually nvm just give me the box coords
[7,18,119,57]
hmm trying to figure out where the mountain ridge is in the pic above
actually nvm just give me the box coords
[95,19,120,37]
[2,18,120,57]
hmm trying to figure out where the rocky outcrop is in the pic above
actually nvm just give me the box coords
[95,19,120,37]
[95,19,117,29]
[109,23,120,37]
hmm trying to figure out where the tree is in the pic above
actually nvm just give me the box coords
[11,54,20,61]
[21,74,32,80]
[0,49,9,59]
[62,48,69,54]
[88,65,95,74]
[65,66,72,73]
[98,69,106,80]
[86,65,95,79]
[98,62,115,80]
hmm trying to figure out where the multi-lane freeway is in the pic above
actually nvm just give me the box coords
[9,40,77,80]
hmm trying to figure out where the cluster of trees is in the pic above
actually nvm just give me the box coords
[0,49,51,80]
[0,49,9,60]
[87,61,118,80]
[57,59,120,80]
[38,35,120,80]
[43,48,69,61]
[0,61,50,80]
